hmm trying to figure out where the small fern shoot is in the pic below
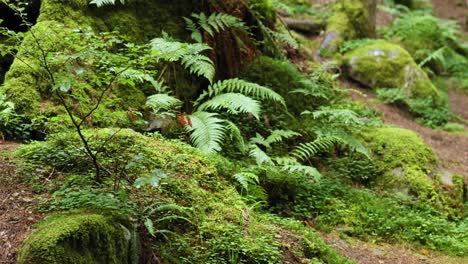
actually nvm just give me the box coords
[184,12,247,42]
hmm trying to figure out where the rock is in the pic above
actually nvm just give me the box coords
[17,212,140,264]
[343,40,445,107]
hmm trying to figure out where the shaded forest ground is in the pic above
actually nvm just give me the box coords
[0,143,41,264]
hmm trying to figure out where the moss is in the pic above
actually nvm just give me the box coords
[322,0,375,52]
[17,212,138,264]
[343,40,446,109]
[360,127,437,198]
[384,14,444,61]
[17,129,352,263]
[249,0,277,27]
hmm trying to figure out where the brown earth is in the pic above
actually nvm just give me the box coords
[0,142,42,264]
[432,0,468,31]
[344,81,468,180]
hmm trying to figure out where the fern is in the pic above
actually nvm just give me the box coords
[146,94,182,115]
[418,46,447,68]
[185,111,225,153]
[281,165,321,179]
[250,130,300,149]
[185,12,247,42]
[89,0,125,7]
[225,120,247,153]
[249,145,274,166]
[196,78,285,107]
[233,172,259,191]
[198,93,261,119]
[150,37,215,82]
[303,107,363,126]
[291,136,337,161]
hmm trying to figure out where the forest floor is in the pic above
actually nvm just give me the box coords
[0,142,42,264]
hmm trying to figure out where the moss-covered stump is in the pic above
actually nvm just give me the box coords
[17,212,139,264]
[343,40,446,108]
[320,0,376,54]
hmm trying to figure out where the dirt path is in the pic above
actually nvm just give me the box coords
[432,0,468,31]
[345,81,468,180]
[0,142,42,264]
[321,232,468,264]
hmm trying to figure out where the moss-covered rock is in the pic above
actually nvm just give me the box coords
[343,40,446,108]
[359,127,451,205]
[359,127,465,218]
[17,212,139,264]
[320,0,376,53]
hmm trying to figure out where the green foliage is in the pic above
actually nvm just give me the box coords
[442,122,465,133]
[184,12,247,43]
[89,0,125,7]
[269,176,468,256]
[186,111,226,153]
[17,212,138,264]
[150,36,215,82]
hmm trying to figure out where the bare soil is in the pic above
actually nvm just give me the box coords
[321,232,468,264]
[0,142,42,264]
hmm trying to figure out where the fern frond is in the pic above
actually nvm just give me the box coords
[89,0,125,7]
[264,130,301,145]
[233,172,259,191]
[187,12,247,41]
[291,136,337,161]
[196,78,285,107]
[186,111,226,153]
[180,54,215,83]
[249,145,274,166]
[150,38,214,82]
[225,120,247,153]
[281,165,322,179]
[146,94,182,114]
[197,93,261,119]
[303,107,363,126]
[419,46,447,68]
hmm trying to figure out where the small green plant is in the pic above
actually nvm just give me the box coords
[184,12,247,43]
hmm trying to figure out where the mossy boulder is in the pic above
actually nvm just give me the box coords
[320,0,376,53]
[17,212,139,264]
[343,40,446,107]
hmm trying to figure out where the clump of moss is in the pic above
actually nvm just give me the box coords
[359,127,465,218]
[17,212,138,264]
[360,127,436,196]
[321,0,375,52]
[343,40,448,121]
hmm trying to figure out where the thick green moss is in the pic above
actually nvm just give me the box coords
[321,0,375,52]
[1,0,197,117]
[17,212,138,264]
[343,40,446,108]
[360,127,451,205]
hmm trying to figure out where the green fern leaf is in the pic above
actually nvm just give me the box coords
[89,0,125,7]
[249,145,274,166]
[281,165,322,179]
[198,93,261,119]
[291,136,337,161]
[197,78,285,107]
[233,172,259,191]
[186,111,226,153]
[146,94,182,114]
